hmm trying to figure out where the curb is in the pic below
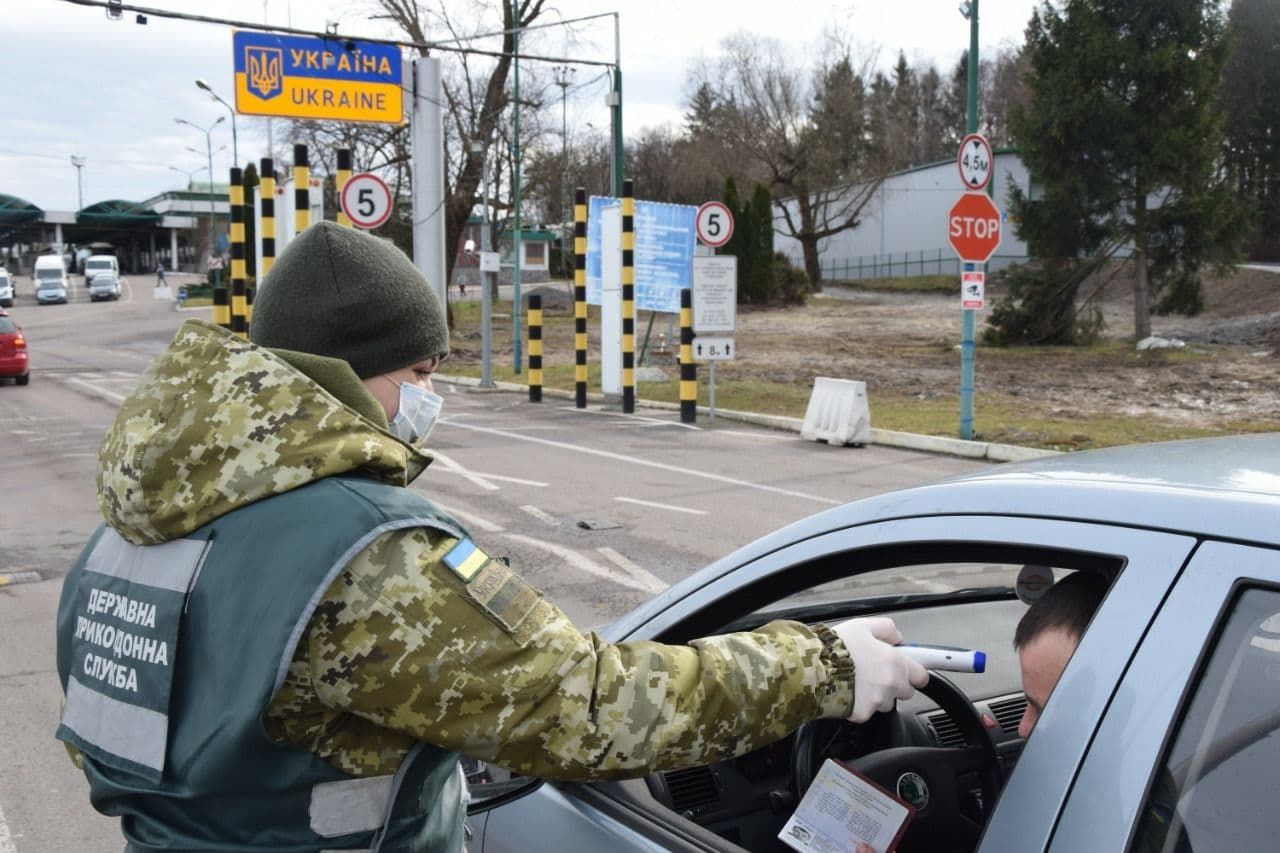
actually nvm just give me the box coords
[437,374,1060,463]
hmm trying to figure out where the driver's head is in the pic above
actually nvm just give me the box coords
[1013,571,1108,738]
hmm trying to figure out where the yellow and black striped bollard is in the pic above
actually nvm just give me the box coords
[680,289,696,423]
[212,169,232,331]
[293,144,310,236]
[336,148,352,228]
[622,179,636,413]
[254,157,276,319]
[574,187,588,409]
[528,294,542,402]
[229,167,247,338]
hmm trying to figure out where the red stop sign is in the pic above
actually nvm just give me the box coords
[947,192,1002,263]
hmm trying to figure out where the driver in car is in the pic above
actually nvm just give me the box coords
[55,221,929,853]
[1014,571,1109,737]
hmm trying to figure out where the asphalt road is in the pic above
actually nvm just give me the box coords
[0,284,989,852]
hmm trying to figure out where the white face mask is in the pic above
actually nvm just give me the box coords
[389,379,443,445]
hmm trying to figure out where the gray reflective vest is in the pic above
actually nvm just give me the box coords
[56,476,469,852]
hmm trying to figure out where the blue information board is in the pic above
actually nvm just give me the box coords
[587,197,696,313]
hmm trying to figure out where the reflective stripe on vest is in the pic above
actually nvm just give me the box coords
[57,529,210,779]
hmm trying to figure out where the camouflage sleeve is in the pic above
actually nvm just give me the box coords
[307,528,854,781]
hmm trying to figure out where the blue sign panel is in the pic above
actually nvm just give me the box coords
[232,31,403,124]
[587,197,696,313]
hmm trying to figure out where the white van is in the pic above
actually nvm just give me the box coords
[84,254,120,284]
[34,255,69,305]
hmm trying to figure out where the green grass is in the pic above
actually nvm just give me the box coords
[446,363,1280,451]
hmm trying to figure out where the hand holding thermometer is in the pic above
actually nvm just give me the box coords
[897,643,986,673]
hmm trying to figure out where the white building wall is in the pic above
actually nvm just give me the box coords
[775,152,1032,279]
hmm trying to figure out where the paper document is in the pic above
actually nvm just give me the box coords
[778,759,913,853]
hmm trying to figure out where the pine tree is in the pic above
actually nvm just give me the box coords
[1220,0,1280,259]
[745,183,775,303]
[1003,0,1243,342]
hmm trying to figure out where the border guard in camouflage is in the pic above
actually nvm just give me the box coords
[56,221,927,851]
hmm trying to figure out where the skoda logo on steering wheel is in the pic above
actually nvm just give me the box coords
[896,772,929,809]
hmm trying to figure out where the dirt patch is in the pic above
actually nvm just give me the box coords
[730,266,1280,428]
[451,266,1280,436]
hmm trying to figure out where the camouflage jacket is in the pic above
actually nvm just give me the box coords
[94,320,855,780]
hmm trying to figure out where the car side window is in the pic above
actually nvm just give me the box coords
[1129,586,1280,853]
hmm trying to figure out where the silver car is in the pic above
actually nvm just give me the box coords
[88,272,122,301]
[472,435,1280,853]
[0,269,12,307]
[36,279,67,305]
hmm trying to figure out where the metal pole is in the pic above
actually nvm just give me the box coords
[610,15,623,197]
[553,65,574,281]
[480,151,494,389]
[205,130,216,286]
[196,80,238,169]
[512,0,523,373]
[708,362,716,424]
[959,0,979,441]
[70,156,85,210]
[176,116,224,286]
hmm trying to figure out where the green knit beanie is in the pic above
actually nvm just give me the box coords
[249,221,449,378]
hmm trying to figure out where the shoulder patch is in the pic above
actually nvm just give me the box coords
[465,559,541,636]
[443,538,489,582]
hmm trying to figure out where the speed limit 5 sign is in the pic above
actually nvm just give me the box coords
[340,172,393,229]
[695,201,734,248]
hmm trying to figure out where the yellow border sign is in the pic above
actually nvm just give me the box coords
[232,31,403,124]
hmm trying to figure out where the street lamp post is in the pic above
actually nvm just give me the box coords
[196,79,238,169]
[552,65,575,279]
[176,115,226,284]
[169,165,201,189]
[70,155,86,210]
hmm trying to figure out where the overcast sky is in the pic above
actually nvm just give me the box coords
[0,0,1038,212]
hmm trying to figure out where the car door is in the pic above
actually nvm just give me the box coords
[479,515,1196,853]
[1046,540,1280,851]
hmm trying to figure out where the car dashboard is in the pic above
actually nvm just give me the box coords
[642,599,1031,851]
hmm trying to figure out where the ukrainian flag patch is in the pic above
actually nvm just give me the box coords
[443,538,489,582]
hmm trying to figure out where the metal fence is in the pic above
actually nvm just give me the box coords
[817,250,1030,282]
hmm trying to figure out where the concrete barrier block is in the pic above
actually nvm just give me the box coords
[801,377,871,446]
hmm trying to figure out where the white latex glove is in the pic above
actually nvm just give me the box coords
[833,616,929,723]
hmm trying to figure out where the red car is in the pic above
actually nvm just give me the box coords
[0,310,30,385]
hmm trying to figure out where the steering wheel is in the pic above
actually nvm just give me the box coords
[792,672,1002,853]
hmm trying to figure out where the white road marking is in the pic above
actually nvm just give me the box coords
[63,377,126,404]
[0,800,16,853]
[596,547,668,593]
[429,451,499,491]
[429,501,505,533]
[519,505,561,526]
[466,473,547,487]
[503,533,667,595]
[446,420,841,506]
[560,406,700,431]
[614,496,707,516]
[714,429,794,442]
